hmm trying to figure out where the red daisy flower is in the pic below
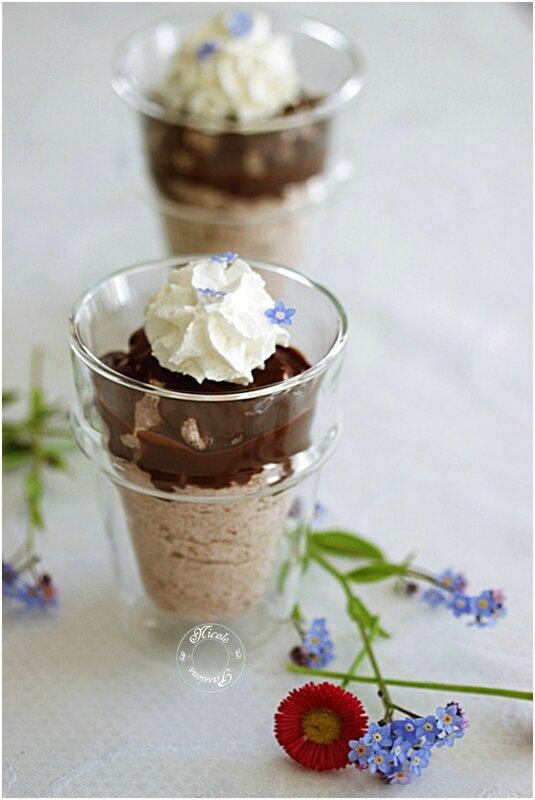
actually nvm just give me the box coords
[274,681,368,772]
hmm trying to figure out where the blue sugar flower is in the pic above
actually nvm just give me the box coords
[364,722,393,750]
[388,769,411,785]
[389,736,410,766]
[449,592,473,617]
[196,40,221,61]
[391,717,419,744]
[436,704,464,734]
[348,739,370,768]
[198,287,227,298]
[438,568,467,593]
[436,728,464,748]
[408,746,431,776]
[265,300,296,326]
[367,747,390,774]
[422,587,446,607]
[210,251,238,263]
[415,715,439,743]
[226,11,253,38]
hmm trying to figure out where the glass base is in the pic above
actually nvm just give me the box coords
[115,591,283,661]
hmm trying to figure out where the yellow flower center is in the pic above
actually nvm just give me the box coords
[310,636,320,645]
[443,714,453,724]
[424,723,433,731]
[372,732,382,741]
[374,755,385,764]
[357,745,367,754]
[442,577,453,587]
[413,756,420,765]
[478,598,489,609]
[301,707,342,744]
[275,311,285,320]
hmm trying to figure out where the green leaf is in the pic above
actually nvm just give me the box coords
[43,448,71,473]
[2,435,32,453]
[2,450,33,472]
[312,531,384,561]
[346,595,390,638]
[30,386,46,416]
[347,595,372,626]
[347,563,406,583]
[2,390,19,407]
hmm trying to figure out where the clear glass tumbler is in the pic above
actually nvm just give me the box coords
[112,12,364,265]
[69,257,347,651]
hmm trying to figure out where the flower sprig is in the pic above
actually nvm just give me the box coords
[289,607,335,669]
[349,702,468,785]
[275,522,531,779]
[400,569,507,628]
[288,530,528,705]
[2,349,73,609]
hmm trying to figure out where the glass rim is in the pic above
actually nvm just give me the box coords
[68,256,348,403]
[111,10,365,133]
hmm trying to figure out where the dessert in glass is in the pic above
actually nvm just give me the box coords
[112,10,364,264]
[69,253,347,649]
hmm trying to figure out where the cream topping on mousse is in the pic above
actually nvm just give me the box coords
[158,10,301,122]
[144,254,292,385]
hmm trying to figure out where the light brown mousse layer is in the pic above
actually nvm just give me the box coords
[118,464,293,619]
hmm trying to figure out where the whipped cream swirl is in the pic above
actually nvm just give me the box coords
[159,11,301,122]
[145,255,291,385]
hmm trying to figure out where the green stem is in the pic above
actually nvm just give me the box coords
[287,665,533,701]
[30,348,44,402]
[405,567,449,591]
[312,549,352,602]
[341,639,373,689]
[390,702,421,718]
[290,604,307,640]
[312,548,394,716]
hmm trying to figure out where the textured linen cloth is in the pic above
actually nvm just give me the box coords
[3,3,532,797]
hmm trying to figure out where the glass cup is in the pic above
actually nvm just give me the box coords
[112,12,364,265]
[69,257,347,651]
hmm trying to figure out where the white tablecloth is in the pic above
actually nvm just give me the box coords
[3,3,532,797]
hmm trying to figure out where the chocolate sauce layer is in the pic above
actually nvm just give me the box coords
[96,329,317,490]
[143,97,329,201]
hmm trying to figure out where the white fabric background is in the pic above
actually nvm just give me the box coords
[3,3,532,797]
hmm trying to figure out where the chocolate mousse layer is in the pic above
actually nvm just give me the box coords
[143,97,328,201]
[97,329,315,491]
